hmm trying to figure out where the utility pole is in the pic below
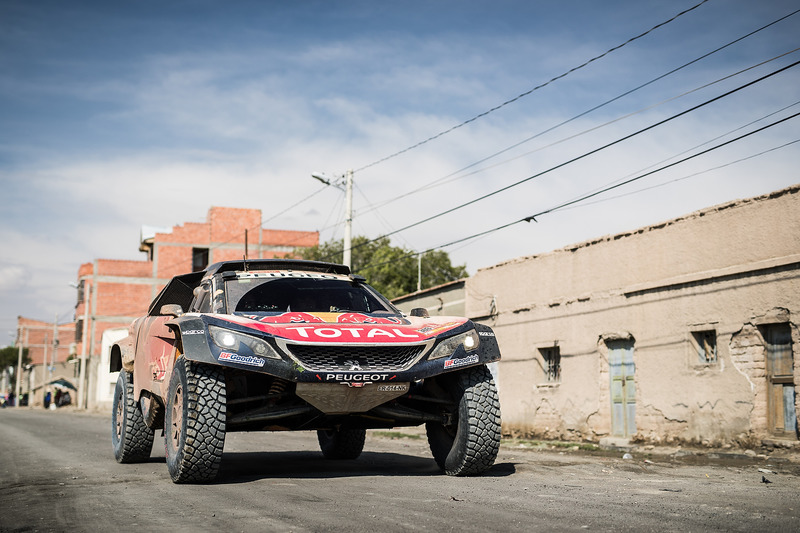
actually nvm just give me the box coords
[312,169,354,269]
[51,314,58,396]
[343,169,353,269]
[14,326,23,408]
[78,284,91,410]
[42,333,48,404]
[417,253,422,292]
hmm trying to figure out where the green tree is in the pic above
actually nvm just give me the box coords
[0,345,30,370]
[297,235,468,300]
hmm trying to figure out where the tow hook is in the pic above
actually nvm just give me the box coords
[442,412,455,426]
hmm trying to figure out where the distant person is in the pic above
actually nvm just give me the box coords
[54,390,62,408]
[44,391,51,409]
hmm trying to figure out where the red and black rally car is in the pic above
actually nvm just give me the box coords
[111,259,501,483]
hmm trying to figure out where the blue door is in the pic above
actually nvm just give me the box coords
[608,340,636,438]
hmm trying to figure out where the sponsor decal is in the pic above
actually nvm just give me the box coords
[444,354,480,370]
[478,331,495,337]
[377,384,409,392]
[416,321,464,336]
[284,326,422,341]
[182,329,205,335]
[260,312,324,324]
[218,351,266,368]
[337,313,403,325]
[237,272,340,280]
[321,373,398,382]
[258,312,405,325]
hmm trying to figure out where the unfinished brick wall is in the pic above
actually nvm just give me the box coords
[16,317,76,365]
[94,282,152,318]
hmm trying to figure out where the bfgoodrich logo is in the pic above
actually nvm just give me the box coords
[218,352,266,367]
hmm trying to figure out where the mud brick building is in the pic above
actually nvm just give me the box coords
[466,185,800,448]
[32,206,317,408]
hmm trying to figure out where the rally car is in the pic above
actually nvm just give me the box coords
[110,259,501,483]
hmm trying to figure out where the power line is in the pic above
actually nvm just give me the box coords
[354,0,712,173]
[561,99,800,205]
[356,10,800,217]
[356,112,800,274]
[557,138,800,212]
[334,59,800,262]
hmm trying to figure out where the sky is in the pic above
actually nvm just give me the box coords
[1,0,798,341]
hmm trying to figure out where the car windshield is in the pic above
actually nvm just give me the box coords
[225,276,397,315]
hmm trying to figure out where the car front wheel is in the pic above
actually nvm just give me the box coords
[165,356,226,483]
[426,365,501,476]
[111,370,154,463]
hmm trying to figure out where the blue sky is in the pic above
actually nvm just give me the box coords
[1,0,798,340]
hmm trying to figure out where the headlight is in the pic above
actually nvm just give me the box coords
[428,329,480,360]
[209,326,281,359]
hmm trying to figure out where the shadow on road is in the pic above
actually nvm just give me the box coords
[214,450,516,484]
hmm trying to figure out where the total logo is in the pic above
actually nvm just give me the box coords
[284,326,422,340]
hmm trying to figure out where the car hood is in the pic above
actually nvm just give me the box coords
[206,312,468,344]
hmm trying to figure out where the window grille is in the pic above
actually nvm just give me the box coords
[539,346,561,382]
[692,330,717,364]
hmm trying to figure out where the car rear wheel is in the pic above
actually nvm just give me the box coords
[426,365,501,476]
[111,370,154,463]
[317,428,366,460]
[165,356,226,483]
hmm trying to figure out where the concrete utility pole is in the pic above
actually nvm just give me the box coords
[418,254,423,292]
[312,169,354,269]
[78,284,91,410]
[42,333,48,403]
[343,169,353,269]
[15,326,23,407]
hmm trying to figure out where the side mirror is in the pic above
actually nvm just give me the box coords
[160,304,184,317]
[410,307,430,318]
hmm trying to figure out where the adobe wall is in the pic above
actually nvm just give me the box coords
[467,186,800,445]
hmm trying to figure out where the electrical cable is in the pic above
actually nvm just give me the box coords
[556,138,800,212]
[353,0,712,173]
[331,59,800,263]
[356,11,800,218]
[356,111,800,273]
[563,99,800,204]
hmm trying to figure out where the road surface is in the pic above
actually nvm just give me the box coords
[1,408,799,532]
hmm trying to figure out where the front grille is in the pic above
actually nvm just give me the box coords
[286,344,426,372]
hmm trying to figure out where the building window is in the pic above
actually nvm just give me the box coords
[539,346,561,382]
[192,248,209,272]
[76,280,85,304]
[75,319,83,343]
[692,330,717,364]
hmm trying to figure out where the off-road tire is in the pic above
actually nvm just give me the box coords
[317,428,366,460]
[426,365,501,476]
[112,370,154,463]
[165,356,226,483]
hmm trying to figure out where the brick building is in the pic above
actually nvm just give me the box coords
[6,317,77,405]
[14,206,317,409]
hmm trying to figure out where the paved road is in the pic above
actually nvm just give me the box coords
[1,408,799,532]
